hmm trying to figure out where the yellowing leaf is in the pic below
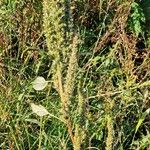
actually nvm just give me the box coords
[33,76,48,91]
[30,103,49,117]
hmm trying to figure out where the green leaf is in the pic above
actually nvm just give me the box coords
[135,108,150,133]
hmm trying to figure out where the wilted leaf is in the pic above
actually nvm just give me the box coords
[33,76,48,91]
[30,103,49,117]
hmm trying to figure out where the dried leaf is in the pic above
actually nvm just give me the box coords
[30,103,49,117]
[33,76,48,91]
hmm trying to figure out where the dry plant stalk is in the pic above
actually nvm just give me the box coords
[74,85,86,150]
[94,2,132,52]
[43,0,76,145]
[43,0,63,54]
[105,99,114,150]
[106,115,113,150]
[43,0,72,60]
[64,35,78,100]
[74,124,82,150]
[56,36,78,146]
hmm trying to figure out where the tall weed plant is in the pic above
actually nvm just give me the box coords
[0,0,150,149]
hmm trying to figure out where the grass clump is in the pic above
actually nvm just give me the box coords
[0,0,150,150]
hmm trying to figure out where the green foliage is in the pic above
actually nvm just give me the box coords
[140,0,150,23]
[0,0,150,150]
[128,2,145,37]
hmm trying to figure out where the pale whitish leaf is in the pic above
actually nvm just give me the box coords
[33,76,48,91]
[30,103,49,117]
[25,119,40,125]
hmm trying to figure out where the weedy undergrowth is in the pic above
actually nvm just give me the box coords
[0,0,150,149]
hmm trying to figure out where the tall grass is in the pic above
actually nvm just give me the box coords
[0,0,150,149]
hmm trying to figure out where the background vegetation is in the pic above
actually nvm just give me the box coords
[0,0,150,149]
